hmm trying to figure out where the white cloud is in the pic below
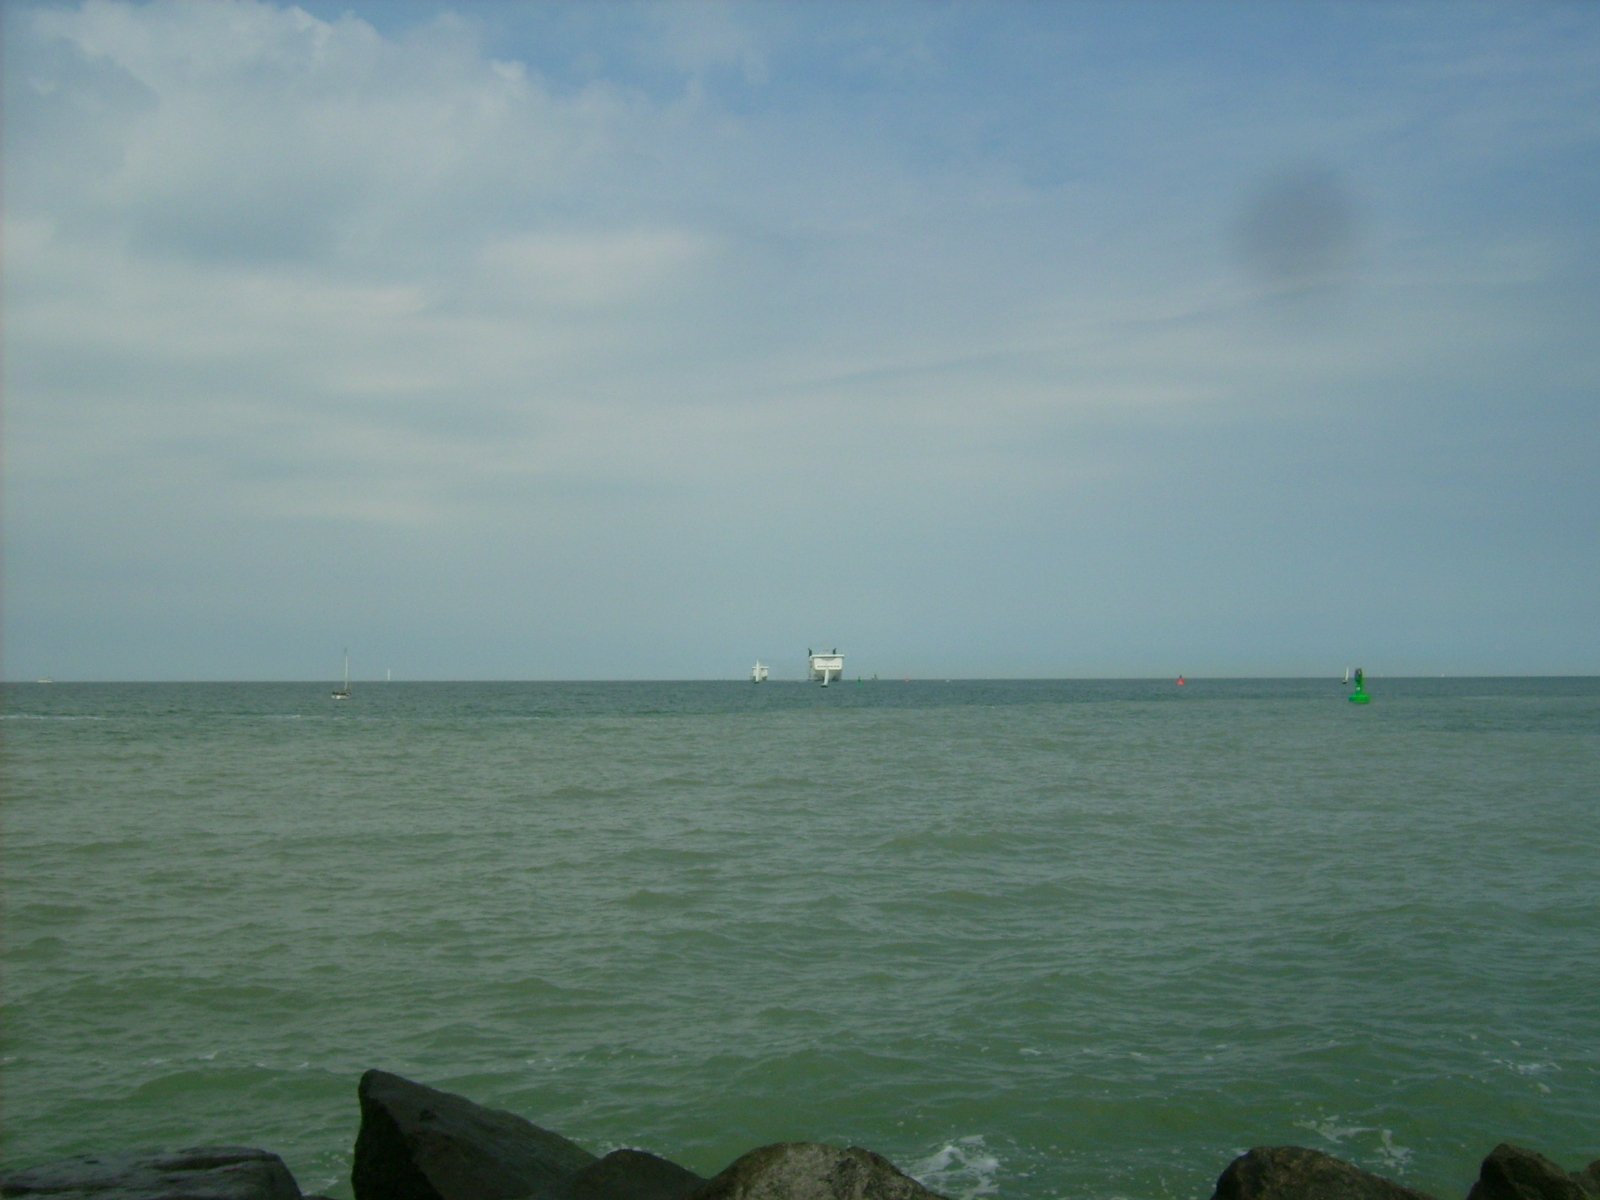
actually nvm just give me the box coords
[4,0,1597,678]
[14,0,649,269]
[478,226,716,310]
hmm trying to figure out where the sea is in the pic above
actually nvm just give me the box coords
[2,677,1596,1199]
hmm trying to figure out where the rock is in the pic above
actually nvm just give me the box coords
[687,1143,948,1200]
[0,1147,302,1199]
[563,1149,705,1200]
[351,1069,597,1200]
[1468,1145,1592,1200]
[1211,1146,1437,1200]
[1574,1162,1600,1198]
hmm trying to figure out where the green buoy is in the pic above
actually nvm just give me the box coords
[1348,667,1371,704]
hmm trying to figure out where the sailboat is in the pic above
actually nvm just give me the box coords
[332,651,351,700]
[751,661,769,683]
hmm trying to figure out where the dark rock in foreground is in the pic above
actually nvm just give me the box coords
[1212,1146,1439,1200]
[1467,1144,1597,1200]
[6,1070,1598,1200]
[565,1149,705,1200]
[346,1073,945,1200]
[352,1068,596,1200]
[0,1147,302,1200]
[690,1143,947,1200]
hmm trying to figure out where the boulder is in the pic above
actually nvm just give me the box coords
[1467,1145,1592,1200]
[687,1143,949,1200]
[1574,1161,1600,1198]
[0,1147,302,1200]
[563,1149,705,1200]
[351,1069,596,1200]
[1211,1146,1437,1200]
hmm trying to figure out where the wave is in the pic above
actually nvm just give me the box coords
[909,1135,1002,1199]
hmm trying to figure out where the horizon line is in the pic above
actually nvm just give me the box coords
[8,673,1597,685]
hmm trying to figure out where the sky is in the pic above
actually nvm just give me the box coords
[3,0,1597,681]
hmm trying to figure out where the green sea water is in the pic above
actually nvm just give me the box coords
[3,678,1596,1198]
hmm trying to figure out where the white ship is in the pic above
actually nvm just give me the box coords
[808,648,843,686]
[751,661,769,682]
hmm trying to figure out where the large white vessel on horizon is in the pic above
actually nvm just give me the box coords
[751,661,769,682]
[808,649,843,685]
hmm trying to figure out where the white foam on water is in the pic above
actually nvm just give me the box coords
[1491,1056,1559,1077]
[1488,1051,1561,1094]
[1299,1115,1366,1144]
[0,713,110,720]
[910,1135,1001,1200]
[1376,1129,1413,1173]
[1296,1117,1414,1175]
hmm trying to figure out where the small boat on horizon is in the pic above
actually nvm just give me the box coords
[332,651,351,700]
[751,661,769,683]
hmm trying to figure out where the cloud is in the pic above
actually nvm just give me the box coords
[14,2,655,265]
[4,0,1598,678]
[478,226,716,311]
[645,1,770,87]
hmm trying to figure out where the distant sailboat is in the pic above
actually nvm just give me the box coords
[751,661,769,683]
[332,651,351,700]
[1342,667,1351,684]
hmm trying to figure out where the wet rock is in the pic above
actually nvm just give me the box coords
[563,1149,704,1200]
[1211,1146,1437,1200]
[351,1069,596,1200]
[1467,1145,1592,1200]
[0,1147,302,1200]
[688,1143,949,1200]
